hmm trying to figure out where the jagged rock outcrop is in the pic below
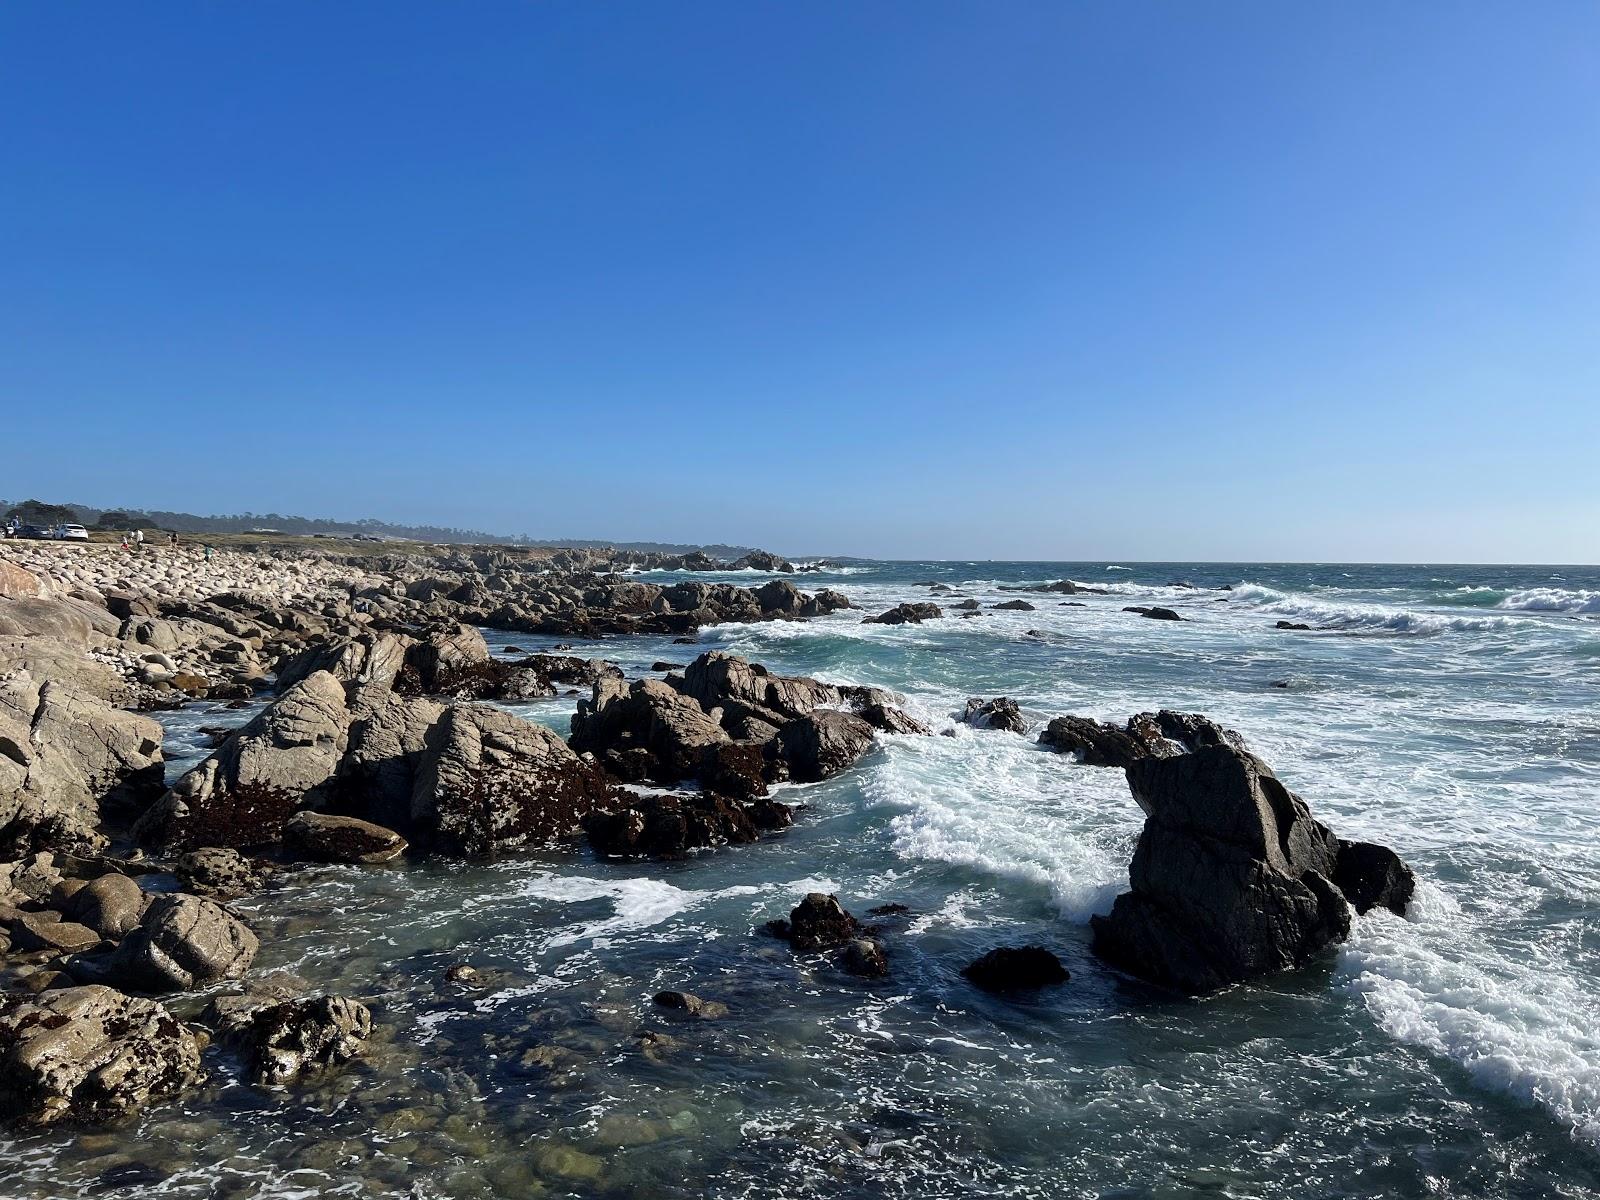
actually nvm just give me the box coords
[729,551,795,573]
[963,697,1026,734]
[134,671,351,850]
[0,669,164,857]
[767,892,862,952]
[1091,745,1410,994]
[1038,709,1243,769]
[274,630,414,691]
[1331,840,1415,916]
[0,985,202,1127]
[766,893,889,977]
[571,651,910,791]
[410,703,613,855]
[863,603,943,625]
[584,791,792,859]
[570,676,732,782]
[771,711,876,782]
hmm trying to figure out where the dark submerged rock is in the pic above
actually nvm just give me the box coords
[1124,606,1183,621]
[652,990,728,1019]
[962,946,1070,992]
[862,603,943,625]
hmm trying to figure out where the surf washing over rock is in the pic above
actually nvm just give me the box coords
[2,542,1599,1198]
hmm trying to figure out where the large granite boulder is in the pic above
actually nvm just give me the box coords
[0,985,202,1127]
[0,670,164,857]
[569,676,731,782]
[771,711,876,782]
[1091,746,1389,994]
[274,630,414,691]
[95,893,260,992]
[336,686,445,827]
[0,559,52,601]
[171,847,274,899]
[61,872,148,939]
[396,624,492,695]
[134,671,351,850]
[411,703,613,855]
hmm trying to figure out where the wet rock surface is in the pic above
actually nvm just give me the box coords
[963,696,1026,734]
[0,985,202,1127]
[1092,745,1411,994]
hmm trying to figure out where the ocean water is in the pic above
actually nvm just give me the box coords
[8,561,1600,1199]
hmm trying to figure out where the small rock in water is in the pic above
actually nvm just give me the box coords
[1274,620,1312,631]
[283,811,408,865]
[962,946,1070,993]
[768,892,861,951]
[1124,606,1183,621]
[652,990,728,1019]
[962,696,1026,734]
[841,938,889,978]
[862,602,943,625]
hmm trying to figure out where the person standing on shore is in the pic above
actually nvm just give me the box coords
[203,544,213,564]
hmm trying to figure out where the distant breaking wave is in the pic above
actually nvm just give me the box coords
[1499,588,1600,614]
[1229,583,1514,635]
[1434,586,1600,614]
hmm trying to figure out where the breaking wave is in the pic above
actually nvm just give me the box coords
[1498,588,1600,614]
[1228,583,1514,634]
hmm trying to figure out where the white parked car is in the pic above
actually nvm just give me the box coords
[52,524,90,541]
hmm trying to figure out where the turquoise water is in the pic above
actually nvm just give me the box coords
[9,561,1600,1198]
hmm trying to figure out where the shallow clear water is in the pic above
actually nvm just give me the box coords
[8,560,1600,1199]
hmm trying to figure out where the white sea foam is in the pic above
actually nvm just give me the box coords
[859,729,1135,922]
[1228,583,1514,634]
[1341,893,1600,1145]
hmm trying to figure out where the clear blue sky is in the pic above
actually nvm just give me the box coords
[3,3,1597,561]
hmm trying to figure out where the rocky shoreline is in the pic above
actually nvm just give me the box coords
[0,540,1411,1136]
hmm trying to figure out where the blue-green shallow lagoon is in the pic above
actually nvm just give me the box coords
[8,561,1600,1198]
